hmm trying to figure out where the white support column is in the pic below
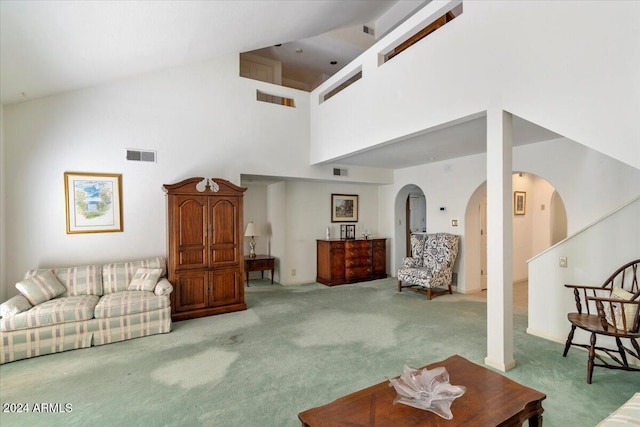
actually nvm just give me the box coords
[485,108,515,372]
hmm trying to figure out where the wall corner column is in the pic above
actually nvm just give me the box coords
[485,108,515,372]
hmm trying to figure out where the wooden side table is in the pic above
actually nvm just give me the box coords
[244,255,275,285]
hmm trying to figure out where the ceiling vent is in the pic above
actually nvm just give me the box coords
[333,168,348,177]
[363,25,375,36]
[126,149,156,163]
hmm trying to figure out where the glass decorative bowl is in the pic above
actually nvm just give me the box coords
[388,365,466,420]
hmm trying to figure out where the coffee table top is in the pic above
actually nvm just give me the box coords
[298,354,546,427]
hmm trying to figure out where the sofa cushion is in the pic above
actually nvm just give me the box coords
[596,392,640,426]
[0,295,33,317]
[128,268,163,292]
[0,295,100,332]
[94,291,170,318]
[16,270,66,305]
[102,257,166,294]
[25,265,103,297]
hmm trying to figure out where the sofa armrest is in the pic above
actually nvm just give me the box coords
[0,294,33,317]
[154,278,174,296]
[402,257,423,268]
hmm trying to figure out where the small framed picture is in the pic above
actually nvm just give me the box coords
[514,191,526,215]
[64,172,123,234]
[341,224,356,240]
[331,194,358,222]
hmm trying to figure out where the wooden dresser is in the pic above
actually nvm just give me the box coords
[164,177,247,321]
[316,238,387,286]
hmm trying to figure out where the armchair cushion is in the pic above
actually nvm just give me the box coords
[402,257,423,268]
[605,287,639,330]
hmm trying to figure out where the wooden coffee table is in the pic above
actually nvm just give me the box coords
[298,355,546,426]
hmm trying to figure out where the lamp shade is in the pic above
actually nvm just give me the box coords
[244,222,260,237]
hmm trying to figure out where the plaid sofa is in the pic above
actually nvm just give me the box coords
[0,257,172,364]
[596,393,639,426]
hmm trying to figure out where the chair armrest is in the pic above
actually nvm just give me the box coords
[565,284,611,315]
[401,257,423,268]
[0,294,33,317]
[588,296,640,333]
[154,278,174,296]
[564,284,607,291]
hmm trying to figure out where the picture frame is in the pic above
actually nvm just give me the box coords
[514,191,526,215]
[64,172,123,234]
[340,224,356,240]
[331,193,358,222]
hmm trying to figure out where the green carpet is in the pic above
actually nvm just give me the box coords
[0,278,637,426]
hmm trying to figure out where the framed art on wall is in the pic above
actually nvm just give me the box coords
[514,191,526,215]
[331,194,358,222]
[64,172,123,234]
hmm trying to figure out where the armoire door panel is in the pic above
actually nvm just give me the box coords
[178,247,207,267]
[209,270,239,307]
[210,246,237,264]
[175,196,207,269]
[175,271,209,312]
[210,199,237,245]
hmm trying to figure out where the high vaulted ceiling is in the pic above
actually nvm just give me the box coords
[1,0,562,171]
[0,0,398,105]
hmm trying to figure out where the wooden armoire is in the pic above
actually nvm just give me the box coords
[164,177,247,321]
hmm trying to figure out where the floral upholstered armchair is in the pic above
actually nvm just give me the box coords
[397,233,460,300]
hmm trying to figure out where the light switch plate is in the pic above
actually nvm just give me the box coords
[559,256,568,268]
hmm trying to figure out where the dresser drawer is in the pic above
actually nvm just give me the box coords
[245,259,274,271]
[346,240,371,250]
[345,257,371,268]
[346,266,372,279]
[346,248,372,258]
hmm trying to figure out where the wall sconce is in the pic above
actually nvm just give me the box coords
[244,221,260,258]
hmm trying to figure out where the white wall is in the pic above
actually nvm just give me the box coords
[242,184,269,257]
[0,105,6,302]
[380,138,640,295]
[1,53,392,299]
[528,197,640,344]
[267,181,286,283]
[311,0,640,170]
[279,180,380,286]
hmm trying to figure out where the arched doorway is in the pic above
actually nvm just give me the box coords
[394,184,427,273]
[464,172,567,295]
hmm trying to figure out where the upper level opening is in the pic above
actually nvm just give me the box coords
[382,4,461,63]
[238,2,429,92]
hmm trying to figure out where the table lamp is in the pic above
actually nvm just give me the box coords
[244,221,260,258]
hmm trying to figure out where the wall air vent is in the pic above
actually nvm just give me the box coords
[333,168,348,177]
[363,25,375,36]
[126,149,156,163]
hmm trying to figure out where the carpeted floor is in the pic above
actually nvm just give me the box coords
[0,278,636,426]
